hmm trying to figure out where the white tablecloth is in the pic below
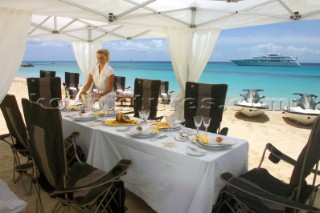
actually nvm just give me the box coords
[0,180,27,213]
[62,115,248,213]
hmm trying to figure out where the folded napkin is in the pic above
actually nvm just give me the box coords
[195,134,235,146]
[195,134,209,144]
[66,105,80,111]
[153,122,169,130]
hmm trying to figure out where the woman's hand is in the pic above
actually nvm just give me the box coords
[95,92,103,101]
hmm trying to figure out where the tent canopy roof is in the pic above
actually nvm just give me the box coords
[1,0,320,42]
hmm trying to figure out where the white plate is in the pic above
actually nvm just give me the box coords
[127,129,159,138]
[116,126,132,132]
[174,135,193,142]
[160,123,182,131]
[70,113,97,122]
[195,139,235,150]
[186,146,206,156]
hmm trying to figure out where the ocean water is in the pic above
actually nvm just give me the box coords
[18,61,320,108]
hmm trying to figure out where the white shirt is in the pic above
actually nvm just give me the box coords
[90,63,115,93]
[90,63,115,107]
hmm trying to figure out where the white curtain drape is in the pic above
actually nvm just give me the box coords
[71,40,101,80]
[0,7,31,103]
[165,27,221,120]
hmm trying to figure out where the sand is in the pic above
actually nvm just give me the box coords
[0,78,319,212]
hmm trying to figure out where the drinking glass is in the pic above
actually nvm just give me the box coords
[203,117,211,132]
[194,116,203,133]
[98,99,104,111]
[165,113,175,135]
[86,94,94,112]
[103,102,110,115]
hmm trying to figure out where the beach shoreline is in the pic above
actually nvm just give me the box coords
[0,77,319,212]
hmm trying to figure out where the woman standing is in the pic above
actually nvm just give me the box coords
[80,49,115,108]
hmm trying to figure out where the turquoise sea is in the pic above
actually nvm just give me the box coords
[18,61,320,108]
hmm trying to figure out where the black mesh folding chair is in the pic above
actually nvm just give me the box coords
[184,82,228,135]
[40,70,56,78]
[27,77,62,107]
[159,81,174,105]
[0,94,33,195]
[213,115,320,213]
[21,98,132,213]
[128,78,162,121]
[63,72,80,99]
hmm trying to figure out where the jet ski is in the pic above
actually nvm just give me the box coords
[282,93,320,125]
[234,89,269,117]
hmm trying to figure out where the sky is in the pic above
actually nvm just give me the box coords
[23,20,320,63]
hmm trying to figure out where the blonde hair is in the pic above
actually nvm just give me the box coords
[97,49,110,63]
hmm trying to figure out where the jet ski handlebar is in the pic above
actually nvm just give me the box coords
[242,89,264,92]
[293,93,318,98]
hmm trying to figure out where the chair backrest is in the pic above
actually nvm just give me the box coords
[65,72,80,88]
[184,82,228,133]
[289,115,320,195]
[160,81,169,94]
[40,70,56,78]
[22,98,67,190]
[133,78,161,119]
[114,76,126,91]
[0,94,29,149]
[27,77,62,107]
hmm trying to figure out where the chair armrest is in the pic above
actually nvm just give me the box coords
[219,127,228,136]
[221,172,320,212]
[266,143,297,165]
[65,131,80,140]
[49,159,132,195]
[266,143,320,176]
[0,133,12,145]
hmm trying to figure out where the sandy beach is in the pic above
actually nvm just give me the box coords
[0,78,319,212]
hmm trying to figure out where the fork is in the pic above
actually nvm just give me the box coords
[150,134,168,141]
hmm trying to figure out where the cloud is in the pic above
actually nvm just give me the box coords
[104,39,167,52]
[27,38,70,47]
[217,35,320,46]
[216,43,320,63]
[247,43,320,58]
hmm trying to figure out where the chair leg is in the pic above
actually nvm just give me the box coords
[34,182,44,213]
[12,149,21,183]
[53,201,71,213]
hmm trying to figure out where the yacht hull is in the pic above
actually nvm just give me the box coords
[231,60,300,67]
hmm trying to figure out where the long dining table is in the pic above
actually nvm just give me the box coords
[62,112,248,213]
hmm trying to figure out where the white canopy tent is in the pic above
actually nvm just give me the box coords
[1,0,320,118]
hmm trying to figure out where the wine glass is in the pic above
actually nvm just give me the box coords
[193,116,203,133]
[143,109,150,125]
[203,117,211,132]
[139,109,149,125]
[58,100,65,110]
